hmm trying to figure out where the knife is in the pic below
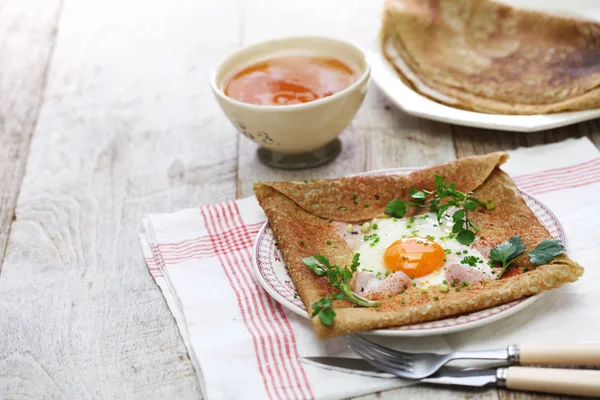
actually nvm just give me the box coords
[301,357,600,397]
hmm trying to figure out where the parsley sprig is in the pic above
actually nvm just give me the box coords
[460,255,481,267]
[490,235,566,279]
[302,253,380,326]
[385,175,495,245]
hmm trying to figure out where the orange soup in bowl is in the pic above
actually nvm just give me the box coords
[223,55,357,106]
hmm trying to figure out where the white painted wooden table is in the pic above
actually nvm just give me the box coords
[1,0,598,398]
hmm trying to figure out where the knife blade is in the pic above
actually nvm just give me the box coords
[300,356,498,387]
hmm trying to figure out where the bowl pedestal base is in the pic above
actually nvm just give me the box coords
[257,138,341,170]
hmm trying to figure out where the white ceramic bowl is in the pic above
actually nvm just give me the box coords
[211,36,370,155]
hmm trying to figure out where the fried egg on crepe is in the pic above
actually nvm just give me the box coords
[254,153,583,338]
[381,0,600,114]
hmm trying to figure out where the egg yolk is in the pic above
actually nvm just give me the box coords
[383,237,445,277]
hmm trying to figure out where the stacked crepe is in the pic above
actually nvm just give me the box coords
[381,0,600,114]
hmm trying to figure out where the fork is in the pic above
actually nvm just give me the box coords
[348,334,600,379]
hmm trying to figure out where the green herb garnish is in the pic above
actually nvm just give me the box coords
[384,175,494,246]
[528,239,566,264]
[460,255,481,267]
[302,254,380,326]
[364,233,381,247]
[490,236,566,279]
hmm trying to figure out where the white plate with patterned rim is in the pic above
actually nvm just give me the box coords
[251,168,566,337]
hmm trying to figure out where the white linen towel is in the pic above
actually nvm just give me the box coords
[140,137,600,400]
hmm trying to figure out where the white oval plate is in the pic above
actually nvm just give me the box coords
[369,46,600,133]
[252,168,566,337]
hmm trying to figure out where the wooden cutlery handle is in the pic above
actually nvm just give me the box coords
[505,367,600,397]
[519,342,600,365]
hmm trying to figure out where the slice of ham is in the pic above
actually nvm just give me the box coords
[445,263,495,286]
[354,270,412,296]
[471,238,492,259]
[330,221,364,250]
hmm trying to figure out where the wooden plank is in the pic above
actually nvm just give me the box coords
[497,389,581,400]
[0,0,242,398]
[453,121,600,157]
[356,385,499,400]
[0,0,61,272]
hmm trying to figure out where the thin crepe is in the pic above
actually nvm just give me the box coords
[382,0,600,114]
[254,154,583,338]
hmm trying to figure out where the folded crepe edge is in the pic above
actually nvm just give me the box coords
[313,255,584,338]
[254,152,508,223]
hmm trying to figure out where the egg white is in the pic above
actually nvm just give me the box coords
[353,210,492,288]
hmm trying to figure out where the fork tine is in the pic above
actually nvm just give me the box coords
[348,335,413,363]
[348,337,392,364]
[349,337,413,375]
[349,334,412,361]
[348,335,413,371]
[359,347,416,372]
